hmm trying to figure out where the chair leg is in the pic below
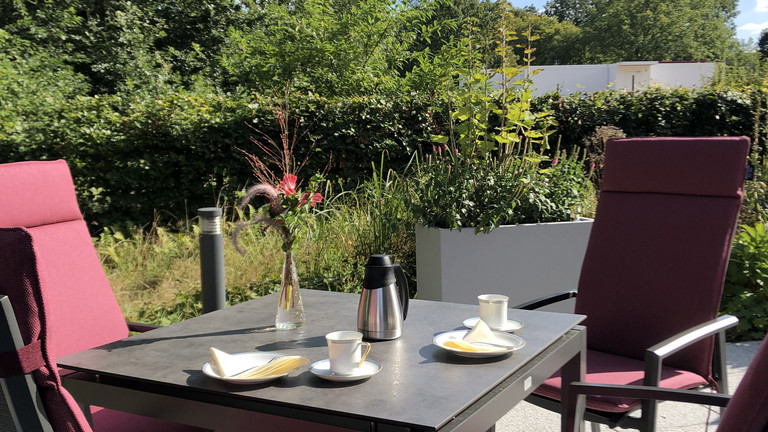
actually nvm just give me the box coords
[590,422,601,432]
[712,330,729,416]
[78,402,93,426]
[640,398,659,432]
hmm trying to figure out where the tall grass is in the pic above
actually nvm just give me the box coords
[96,168,417,325]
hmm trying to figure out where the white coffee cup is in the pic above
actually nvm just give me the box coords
[326,331,372,375]
[478,294,509,330]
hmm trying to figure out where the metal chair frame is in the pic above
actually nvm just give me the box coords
[0,295,53,432]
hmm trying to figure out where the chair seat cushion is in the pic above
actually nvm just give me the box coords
[535,349,708,413]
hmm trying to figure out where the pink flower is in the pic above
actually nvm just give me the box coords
[299,192,323,207]
[278,174,297,196]
[310,192,322,207]
[590,163,596,170]
[552,157,559,166]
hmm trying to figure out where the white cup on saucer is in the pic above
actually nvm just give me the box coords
[478,294,509,330]
[326,331,372,375]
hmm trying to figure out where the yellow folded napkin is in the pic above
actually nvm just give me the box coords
[444,319,507,352]
[209,347,309,378]
[234,356,310,379]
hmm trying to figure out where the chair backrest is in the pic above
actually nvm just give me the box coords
[718,334,768,432]
[574,137,749,379]
[0,160,129,357]
[0,295,54,432]
[0,160,131,431]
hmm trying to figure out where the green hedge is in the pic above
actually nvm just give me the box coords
[536,87,763,155]
[2,86,435,230]
[3,84,768,231]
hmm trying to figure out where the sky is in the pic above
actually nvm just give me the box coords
[517,0,765,45]
[737,0,768,42]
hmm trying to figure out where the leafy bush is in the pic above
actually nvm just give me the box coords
[0,29,91,161]
[722,224,768,341]
[410,13,592,231]
[534,87,760,156]
[741,150,768,227]
[515,146,595,223]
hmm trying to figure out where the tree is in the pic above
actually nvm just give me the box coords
[504,9,582,65]
[219,0,416,97]
[399,0,502,75]
[759,29,768,58]
[544,0,593,26]
[577,0,738,63]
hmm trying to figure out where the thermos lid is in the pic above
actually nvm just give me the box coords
[363,254,396,288]
[367,254,392,266]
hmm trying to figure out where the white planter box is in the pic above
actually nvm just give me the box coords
[415,219,593,313]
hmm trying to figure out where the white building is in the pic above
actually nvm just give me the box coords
[510,61,716,96]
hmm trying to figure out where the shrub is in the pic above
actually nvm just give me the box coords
[534,87,761,156]
[722,223,768,341]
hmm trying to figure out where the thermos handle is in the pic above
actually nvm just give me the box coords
[393,264,409,320]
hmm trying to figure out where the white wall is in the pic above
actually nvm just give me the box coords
[649,62,715,89]
[614,64,653,92]
[529,64,610,95]
[501,61,715,96]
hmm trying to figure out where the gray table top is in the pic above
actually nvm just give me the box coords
[59,290,584,431]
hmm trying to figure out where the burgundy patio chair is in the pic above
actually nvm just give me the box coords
[515,136,750,432]
[0,160,352,432]
[566,332,768,432]
[0,159,214,432]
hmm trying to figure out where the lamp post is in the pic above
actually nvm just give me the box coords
[198,207,226,313]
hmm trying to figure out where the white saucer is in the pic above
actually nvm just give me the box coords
[309,359,382,382]
[202,352,296,384]
[463,317,523,332]
[434,329,525,358]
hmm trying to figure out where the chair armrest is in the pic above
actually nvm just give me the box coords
[513,290,577,310]
[126,322,160,333]
[643,315,739,386]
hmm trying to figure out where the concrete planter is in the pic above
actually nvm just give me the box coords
[415,219,593,313]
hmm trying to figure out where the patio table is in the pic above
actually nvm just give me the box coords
[59,290,585,432]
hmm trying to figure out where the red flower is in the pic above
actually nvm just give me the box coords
[309,192,322,207]
[298,192,323,207]
[278,174,297,196]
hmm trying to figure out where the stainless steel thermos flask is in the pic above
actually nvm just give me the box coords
[357,254,409,340]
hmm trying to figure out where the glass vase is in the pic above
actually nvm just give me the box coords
[275,251,305,330]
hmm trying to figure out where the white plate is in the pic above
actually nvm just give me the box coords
[463,317,523,332]
[309,359,382,382]
[434,330,525,358]
[202,352,296,384]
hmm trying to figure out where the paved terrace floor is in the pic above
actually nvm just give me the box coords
[496,341,762,432]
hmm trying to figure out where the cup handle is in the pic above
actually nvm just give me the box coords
[357,341,372,368]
